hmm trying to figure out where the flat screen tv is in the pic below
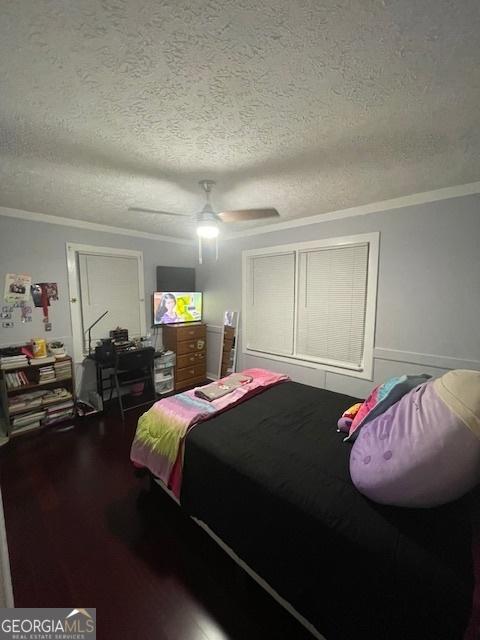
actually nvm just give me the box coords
[153,292,202,326]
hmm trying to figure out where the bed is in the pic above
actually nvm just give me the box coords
[147,381,474,640]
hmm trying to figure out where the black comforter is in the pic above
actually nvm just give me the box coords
[180,381,473,640]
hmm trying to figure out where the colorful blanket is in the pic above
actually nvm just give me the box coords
[130,368,289,497]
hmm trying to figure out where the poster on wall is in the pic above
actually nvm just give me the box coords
[31,283,58,307]
[4,273,32,304]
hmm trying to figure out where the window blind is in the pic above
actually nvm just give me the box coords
[246,252,295,356]
[296,244,369,368]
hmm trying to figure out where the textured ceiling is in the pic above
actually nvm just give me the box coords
[1,0,480,239]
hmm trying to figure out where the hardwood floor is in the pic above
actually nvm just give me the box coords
[0,406,313,640]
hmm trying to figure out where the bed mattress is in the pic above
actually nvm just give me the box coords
[180,381,473,640]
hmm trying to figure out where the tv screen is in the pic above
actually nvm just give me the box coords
[153,292,202,326]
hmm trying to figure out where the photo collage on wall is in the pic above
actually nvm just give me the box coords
[2,273,59,331]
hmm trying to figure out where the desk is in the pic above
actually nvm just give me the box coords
[86,347,161,408]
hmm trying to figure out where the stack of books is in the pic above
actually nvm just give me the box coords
[43,400,75,426]
[8,391,45,414]
[4,370,30,389]
[0,354,28,369]
[12,410,47,434]
[54,359,71,380]
[38,365,55,384]
[42,388,72,406]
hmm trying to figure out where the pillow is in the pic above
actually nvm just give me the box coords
[345,374,431,441]
[350,370,480,508]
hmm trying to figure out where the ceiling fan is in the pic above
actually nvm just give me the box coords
[128,180,279,263]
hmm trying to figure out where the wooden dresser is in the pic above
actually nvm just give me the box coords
[162,323,207,391]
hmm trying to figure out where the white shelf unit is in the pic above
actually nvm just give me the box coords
[154,352,176,396]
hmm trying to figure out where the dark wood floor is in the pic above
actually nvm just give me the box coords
[0,405,314,640]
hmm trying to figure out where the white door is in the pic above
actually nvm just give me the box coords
[67,243,146,362]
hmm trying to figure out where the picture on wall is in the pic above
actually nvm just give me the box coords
[4,273,32,304]
[31,283,58,307]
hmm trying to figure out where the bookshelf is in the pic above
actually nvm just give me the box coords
[0,356,76,439]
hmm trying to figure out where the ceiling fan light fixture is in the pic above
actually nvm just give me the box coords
[196,222,219,239]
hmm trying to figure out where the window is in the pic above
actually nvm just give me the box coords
[242,233,379,379]
[67,244,146,362]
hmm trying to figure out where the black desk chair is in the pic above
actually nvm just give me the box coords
[109,348,155,422]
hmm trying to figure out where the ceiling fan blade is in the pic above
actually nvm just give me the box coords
[128,207,189,218]
[217,208,280,223]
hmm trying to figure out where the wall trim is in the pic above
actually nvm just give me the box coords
[226,181,480,239]
[2,183,479,246]
[206,324,223,334]
[0,205,194,246]
[374,347,480,371]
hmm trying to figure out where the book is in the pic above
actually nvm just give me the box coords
[11,421,41,435]
[46,401,74,413]
[9,398,43,414]
[0,355,28,370]
[41,389,72,405]
[43,410,74,426]
[12,411,46,427]
[30,356,56,365]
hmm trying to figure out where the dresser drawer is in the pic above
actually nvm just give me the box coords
[176,338,206,355]
[176,324,206,341]
[176,351,206,369]
[176,363,206,383]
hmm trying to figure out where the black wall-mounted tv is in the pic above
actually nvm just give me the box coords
[156,266,195,292]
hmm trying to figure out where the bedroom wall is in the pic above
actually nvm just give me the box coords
[0,213,196,397]
[197,192,480,397]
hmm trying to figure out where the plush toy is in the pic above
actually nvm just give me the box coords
[350,370,480,508]
[345,374,431,441]
[337,403,362,433]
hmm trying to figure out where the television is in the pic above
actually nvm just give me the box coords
[153,292,202,326]
[156,266,195,291]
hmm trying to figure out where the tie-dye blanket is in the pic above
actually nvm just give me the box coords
[130,368,289,497]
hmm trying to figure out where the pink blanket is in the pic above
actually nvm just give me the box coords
[130,368,289,497]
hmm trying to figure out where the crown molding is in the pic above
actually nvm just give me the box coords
[225,181,480,239]
[0,206,194,246]
[2,181,479,244]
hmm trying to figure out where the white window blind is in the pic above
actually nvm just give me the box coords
[296,244,369,369]
[79,253,142,351]
[246,252,295,356]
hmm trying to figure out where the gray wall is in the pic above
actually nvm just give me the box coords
[198,193,480,396]
[0,214,196,395]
